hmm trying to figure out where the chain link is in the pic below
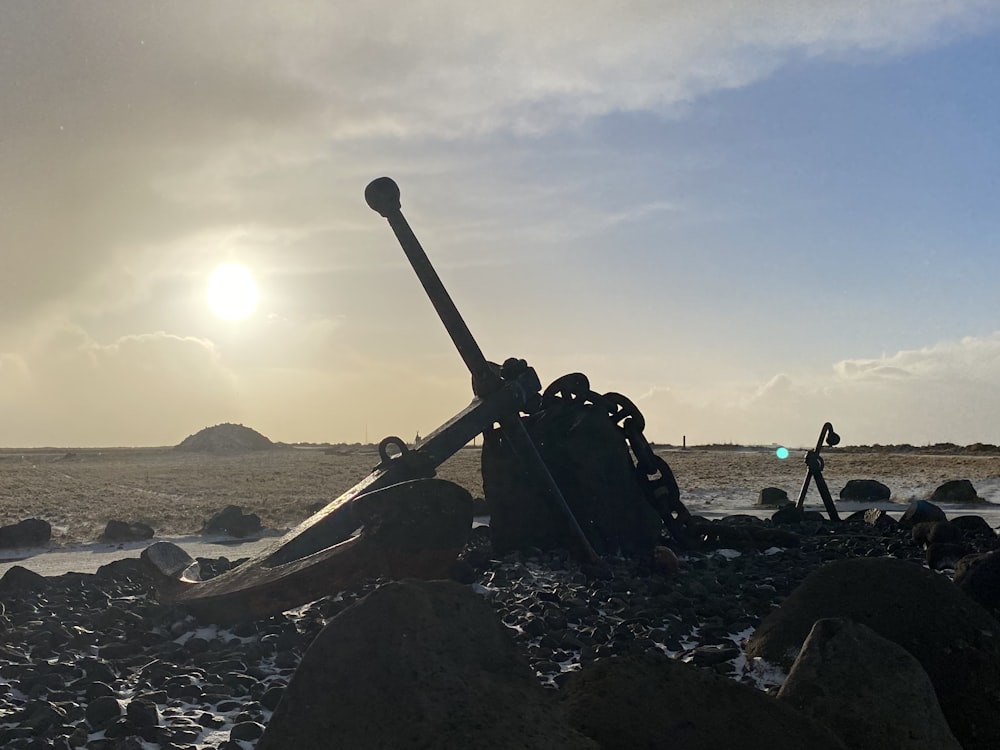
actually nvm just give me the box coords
[536,374,691,546]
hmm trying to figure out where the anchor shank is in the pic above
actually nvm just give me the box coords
[367,177,500,396]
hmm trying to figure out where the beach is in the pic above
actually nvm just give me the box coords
[2,445,999,549]
[2,444,1000,747]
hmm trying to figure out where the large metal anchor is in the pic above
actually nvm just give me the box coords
[146,178,598,623]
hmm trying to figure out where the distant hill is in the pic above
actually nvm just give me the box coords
[175,423,275,455]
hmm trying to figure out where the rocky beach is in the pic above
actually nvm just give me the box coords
[1,445,1000,748]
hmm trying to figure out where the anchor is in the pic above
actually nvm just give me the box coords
[146,178,598,623]
[794,421,842,521]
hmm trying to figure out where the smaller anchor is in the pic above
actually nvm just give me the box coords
[795,421,842,521]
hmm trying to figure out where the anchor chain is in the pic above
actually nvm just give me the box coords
[538,373,690,546]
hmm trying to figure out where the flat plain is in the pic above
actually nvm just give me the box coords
[1,446,999,545]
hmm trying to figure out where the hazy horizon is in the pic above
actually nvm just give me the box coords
[3,2,1000,449]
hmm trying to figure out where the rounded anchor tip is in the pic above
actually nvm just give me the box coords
[365,177,401,216]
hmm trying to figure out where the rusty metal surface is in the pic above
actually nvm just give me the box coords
[367,177,599,562]
[164,479,473,623]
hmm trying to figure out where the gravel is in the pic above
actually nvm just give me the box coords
[0,515,994,749]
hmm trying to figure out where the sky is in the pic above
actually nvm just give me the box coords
[2,1,999,449]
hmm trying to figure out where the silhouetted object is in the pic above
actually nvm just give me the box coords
[778,618,961,750]
[757,486,790,507]
[0,518,51,549]
[838,478,890,503]
[148,178,687,623]
[746,557,1000,750]
[201,505,262,538]
[99,520,154,543]
[795,422,841,521]
[930,478,983,504]
[366,177,598,561]
[484,374,687,556]
[256,580,597,749]
[148,478,473,623]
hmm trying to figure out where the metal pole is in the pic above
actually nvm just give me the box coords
[365,177,600,562]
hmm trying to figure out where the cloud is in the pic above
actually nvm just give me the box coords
[3,0,995,322]
[637,332,1000,446]
[0,328,242,446]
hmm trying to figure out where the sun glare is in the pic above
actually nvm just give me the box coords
[207,262,259,321]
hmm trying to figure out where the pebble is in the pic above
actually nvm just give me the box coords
[0,516,993,748]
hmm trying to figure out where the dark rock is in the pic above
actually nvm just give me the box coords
[899,499,947,526]
[201,505,262,538]
[257,579,599,750]
[838,479,891,502]
[140,542,198,580]
[99,521,154,543]
[911,521,962,547]
[777,618,960,749]
[86,681,116,700]
[86,694,123,730]
[751,527,801,549]
[230,721,266,741]
[16,699,68,732]
[771,504,805,525]
[125,698,159,727]
[259,685,285,711]
[843,507,897,532]
[0,518,51,548]
[0,565,48,594]
[950,515,997,538]
[80,658,118,684]
[689,643,740,666]
[94,557,158,583]
[930,479,983,504]
[955,550,1000,618]
[926,543,971,571]
[757,487,789,507]
[561,652,846,750]
[744,556,1000,750]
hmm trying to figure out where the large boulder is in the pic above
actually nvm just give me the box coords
[930,479,983,504]
[98,520,155,543]
[0,565,48,594]
[777,618,961,750]
[744,556,1000,750]
[0,518,51,548]
[560,652,846,750]
[838,479,891,503]
[201,505,262,538]
[949,514,997,539]
[257,580,598,749]
[899,499,947,526]
[911,520,962,547]
[757,487,789,507]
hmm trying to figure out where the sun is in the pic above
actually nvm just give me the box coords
[206,262,259,321]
